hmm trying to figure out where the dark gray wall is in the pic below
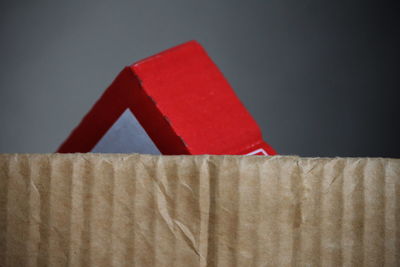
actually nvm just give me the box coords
[1,0,399,157]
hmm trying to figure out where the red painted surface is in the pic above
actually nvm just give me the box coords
[58,40,276,155]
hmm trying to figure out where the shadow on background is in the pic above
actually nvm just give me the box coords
[0,0,399,157]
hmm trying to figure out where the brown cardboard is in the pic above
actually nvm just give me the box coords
[0,154,399,266]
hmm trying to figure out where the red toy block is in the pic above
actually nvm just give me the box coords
[58,41,276,155]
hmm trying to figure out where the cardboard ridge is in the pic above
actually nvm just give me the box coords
[0,154,399,266]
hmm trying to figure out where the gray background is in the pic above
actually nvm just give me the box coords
[1,0,399,157]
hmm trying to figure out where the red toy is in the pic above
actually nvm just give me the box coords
[58,41,276,155]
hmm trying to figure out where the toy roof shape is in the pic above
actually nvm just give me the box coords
[58,41,276,155]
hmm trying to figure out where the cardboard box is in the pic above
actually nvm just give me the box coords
[1,154,399,266]
[57,41,276,156]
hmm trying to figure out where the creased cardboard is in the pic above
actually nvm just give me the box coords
[0,154,399,266]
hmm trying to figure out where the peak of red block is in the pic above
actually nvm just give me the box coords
[58,41,276,155]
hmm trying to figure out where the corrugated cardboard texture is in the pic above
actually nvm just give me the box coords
[0,154,399,266]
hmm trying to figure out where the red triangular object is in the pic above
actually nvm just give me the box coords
[58,41,276,155]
